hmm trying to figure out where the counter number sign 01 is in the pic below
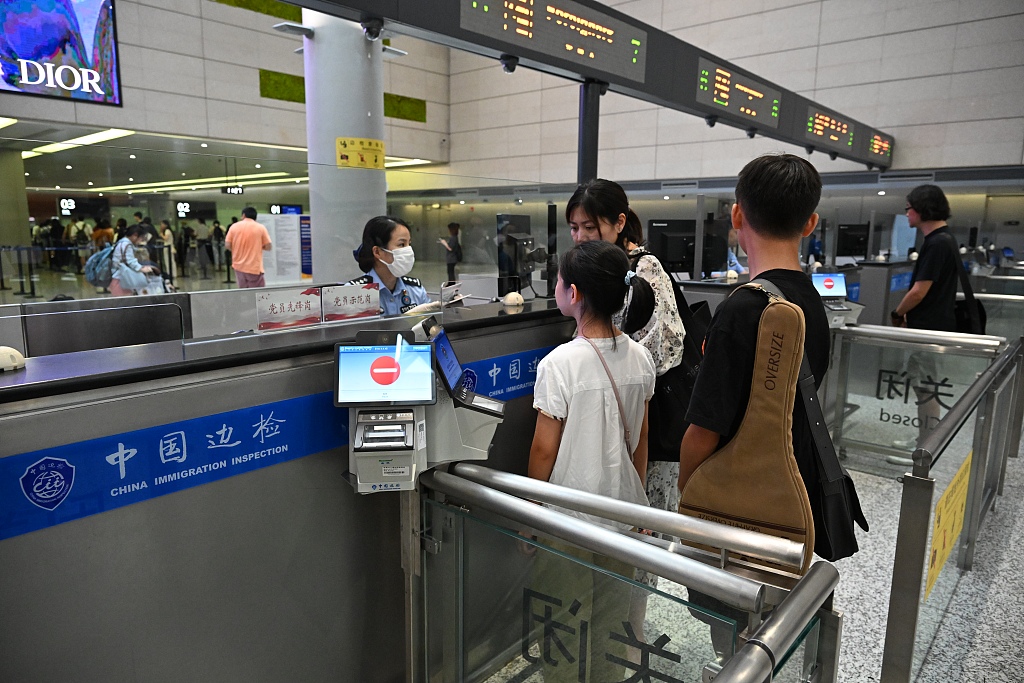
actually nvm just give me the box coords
[176,202,190,218]
[59,197,77,216]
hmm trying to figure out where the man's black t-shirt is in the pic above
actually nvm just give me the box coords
[685,269,830,492]
[908,226,958,332]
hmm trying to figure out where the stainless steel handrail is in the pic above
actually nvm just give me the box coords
[714,561,840,683]
[913,338,1022,475]
[969,292,1024,302]
[450,463,805,569]
[838,324,1006,351]
[421,469,767,613]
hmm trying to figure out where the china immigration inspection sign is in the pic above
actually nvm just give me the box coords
[0,393,346,541]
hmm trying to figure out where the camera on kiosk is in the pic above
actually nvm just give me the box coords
[336,328,504,494]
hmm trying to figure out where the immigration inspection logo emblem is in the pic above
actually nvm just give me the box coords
[462,369,479,393]
[20,457,76,511]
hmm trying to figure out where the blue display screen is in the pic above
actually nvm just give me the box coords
[335,342,435,406]
[812,273,847,298]
[0,0,121,105]
[432,329,464,392]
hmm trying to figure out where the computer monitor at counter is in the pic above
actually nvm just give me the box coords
[647,219,730,279]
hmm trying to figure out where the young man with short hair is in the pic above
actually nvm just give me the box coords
[679,153,829,493]
[678,152,830,654]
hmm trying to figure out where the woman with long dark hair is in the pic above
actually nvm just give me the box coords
[566,179,687,510]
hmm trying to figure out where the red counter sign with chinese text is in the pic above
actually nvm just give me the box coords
[322,284,380,322]
[255,287,323,331]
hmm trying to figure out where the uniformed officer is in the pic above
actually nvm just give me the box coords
[347,216,429,316]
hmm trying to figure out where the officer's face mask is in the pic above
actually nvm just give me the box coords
[381,245,415,278]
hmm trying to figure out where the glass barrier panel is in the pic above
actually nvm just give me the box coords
[422,498,738,683]
[975,276,1024,297]
[834,335,990,477]
[18,304,186,357]
[910,403,979,681]
[773,617,821,683]
[976,296,1024,341]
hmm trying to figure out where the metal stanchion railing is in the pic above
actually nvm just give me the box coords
[26,248,39,299]
[880,339,1024,683]
[714,562,841,683]
[14,247,27,296]
[0,247,10,291]
[224,250,234,284]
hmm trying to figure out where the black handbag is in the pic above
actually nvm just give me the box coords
[754,279,869,561]
[797,354,869,561]
[942,233,986,335]
[631,252,710,461]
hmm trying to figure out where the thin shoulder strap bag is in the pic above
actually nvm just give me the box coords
[581,336,634,460]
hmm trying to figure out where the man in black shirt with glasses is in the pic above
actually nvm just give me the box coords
[891,184,960,445]
[891,185,958,332]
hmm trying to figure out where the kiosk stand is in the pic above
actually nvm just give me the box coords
[336,330,504,494]
[811,272,865,328]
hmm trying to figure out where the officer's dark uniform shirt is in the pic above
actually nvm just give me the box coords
[685,269,830,494]
[345,268,428,316]
[907,226,958,332]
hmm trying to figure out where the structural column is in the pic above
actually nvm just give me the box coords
[303,10,386,283]
[577,80,605,185]
[0,150,31,246]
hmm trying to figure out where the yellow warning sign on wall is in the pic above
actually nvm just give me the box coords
[336,137,385,170]
[925,451,972,600]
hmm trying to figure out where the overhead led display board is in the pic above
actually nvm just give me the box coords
[696,57,780,128]
[316,0,894,168]
[806,108,855,153]
[460,0,648,82]
[866,132,893,163]
[0,0,121,106]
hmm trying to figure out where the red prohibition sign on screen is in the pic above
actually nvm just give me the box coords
[823,277,834,289]
[370,356,401,385]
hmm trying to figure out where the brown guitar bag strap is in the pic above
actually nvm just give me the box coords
[678,287,815,573]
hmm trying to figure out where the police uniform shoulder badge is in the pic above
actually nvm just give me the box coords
[344,275,373,286]
[401,276,422,287]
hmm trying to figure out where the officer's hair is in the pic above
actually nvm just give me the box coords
[357,216,411,272]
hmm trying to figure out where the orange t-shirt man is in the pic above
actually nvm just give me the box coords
[225,209,272,288]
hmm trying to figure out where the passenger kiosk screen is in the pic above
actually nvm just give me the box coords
[334,341,436,406]
[812,273,848,299]
[432,329,465,393]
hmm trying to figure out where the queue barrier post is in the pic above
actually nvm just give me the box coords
[224,250,233,284]
[0,247,10,291]
[26,248,40,299]
[15,247,27,296]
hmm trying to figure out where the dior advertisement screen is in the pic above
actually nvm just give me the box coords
[1,0,121,105]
